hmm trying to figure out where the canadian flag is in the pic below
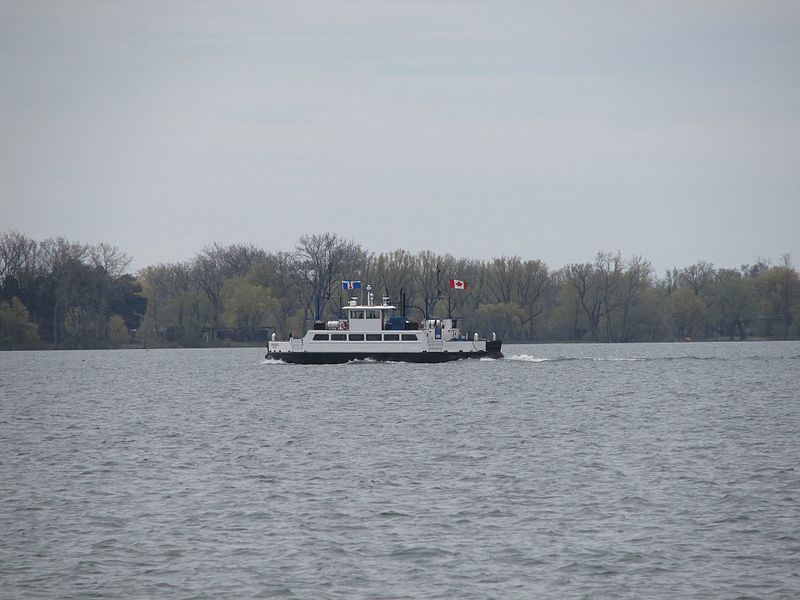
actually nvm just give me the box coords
[449,279,467,290]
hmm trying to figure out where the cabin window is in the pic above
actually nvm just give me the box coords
[401,334,418,341]
[366,334,382,341]
[331,333,347,341]
[349,334,364,341]
[312,334,329,341]
[350,310,365,319]
[365,310,380,319]
[384,333,400,341]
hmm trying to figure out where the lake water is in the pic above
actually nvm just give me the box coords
[1,342,799,598]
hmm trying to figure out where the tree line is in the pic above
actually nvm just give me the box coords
[2,230,799,349]
[0,231,145,349]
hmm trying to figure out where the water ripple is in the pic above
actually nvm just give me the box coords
[1,342,799,598]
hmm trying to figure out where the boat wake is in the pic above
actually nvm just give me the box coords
[262,358,289,365]
[508,354,551,362]
[507,354,646,363]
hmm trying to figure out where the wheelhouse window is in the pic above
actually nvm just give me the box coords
[350,310,365,319]
[349,334,364,341]
[384,333,400,341]
[401,334,418,341]
[366,334,382,341]
[365,310,380,319]
[331,333,347,341]
[312,333,329,341]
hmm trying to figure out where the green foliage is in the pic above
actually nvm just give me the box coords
[709,269,759,340]
[546,284,586,341]
[667,288,706,340]
[0,297,40,349]
[107,314,130,347]
[755,265,800,339]
[472,302,526,342]
[222,277,279,340]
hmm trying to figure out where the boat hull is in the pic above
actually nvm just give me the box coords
[266,345,503,364]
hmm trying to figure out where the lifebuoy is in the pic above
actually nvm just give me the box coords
[341,321,349,331]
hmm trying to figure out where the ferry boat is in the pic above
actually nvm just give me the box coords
[266,288,503,364]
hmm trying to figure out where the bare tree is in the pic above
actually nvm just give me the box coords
[449,257,485,318]
[295,233,365,323]
[0,230,43,285]
[413,250,453,319]
[619,255,652,342]
[88,242,131,278]
[595,251,623,342]
[678,261,716,297]
[487,256,517,304]
[247,251,304,334]
[216,243,269,279]
[371,249,418,313]
[516,259,550,340]
[40,237,87,346]
[563,262,601,341]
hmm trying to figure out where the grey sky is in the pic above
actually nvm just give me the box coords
[2,1,798,274]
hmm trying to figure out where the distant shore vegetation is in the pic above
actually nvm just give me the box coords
[1,230,799,350]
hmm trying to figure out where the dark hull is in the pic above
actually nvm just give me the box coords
[486,339,503,356]
[267,343,503,365]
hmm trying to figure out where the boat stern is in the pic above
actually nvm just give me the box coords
[265,340,293,359]
[486,339,503,358]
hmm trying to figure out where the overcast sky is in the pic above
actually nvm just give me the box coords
[2,1,799,274]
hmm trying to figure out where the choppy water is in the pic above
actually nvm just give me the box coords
[1,342,799,599]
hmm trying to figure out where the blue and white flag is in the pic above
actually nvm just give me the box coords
[342,280,362,290]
